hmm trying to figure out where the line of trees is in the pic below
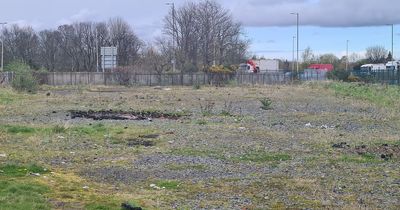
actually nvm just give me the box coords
[0,0,248,73]
[2,17,143,72]
[300,45,394,70]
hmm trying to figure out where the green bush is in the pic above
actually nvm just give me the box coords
[7,61,38,93]
[12,72,39,93]
[260,97,273,110]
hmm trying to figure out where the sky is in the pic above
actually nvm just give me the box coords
[1,0,400,60]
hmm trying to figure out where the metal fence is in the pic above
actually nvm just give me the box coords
[352,69,400,85]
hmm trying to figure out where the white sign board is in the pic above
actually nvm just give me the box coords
[101,47,117,71]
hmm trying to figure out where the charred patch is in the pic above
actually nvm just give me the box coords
[333,142,400,161]
[70,110,187,121]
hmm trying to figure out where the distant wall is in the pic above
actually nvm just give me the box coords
[1,71,330,87]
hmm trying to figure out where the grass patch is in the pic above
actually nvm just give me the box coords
[170,148,223,159]
[156,180,180,190]
[236,152,291,162]
[0,180,50,210]
[326,82,400,107]
[52,125,67,133]
[0,164,49,177]
[339,153,382,164]
[0,125,36,134]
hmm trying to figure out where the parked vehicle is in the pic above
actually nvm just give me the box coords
[386,61,400,70]
[239,59,279,73]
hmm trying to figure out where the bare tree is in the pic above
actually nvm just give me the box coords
[365,46,388,63]
[2,25,39,68]
[108,17,143,67]
[38,30,61,71]
[163,0,248,72]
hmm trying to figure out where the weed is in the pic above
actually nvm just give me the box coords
[199,99,215,116]
[196,119,207,125]
[220,100,234,116]
[260,97,273,110]
[193,84,201,90]
[52,125,67,133]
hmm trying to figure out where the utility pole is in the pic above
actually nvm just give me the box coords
[346,40,349,71]
[391,24,394,61]
[166,3,176,72]
[0,22,7,72]
[292,36,296,72]
[96,28,99,72]
[290,13,299,76]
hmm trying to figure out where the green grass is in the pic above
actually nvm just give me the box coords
[0,125,36,134]
[0,164,49,177]
[339,153,382,164]
[0,180,50,210]
[326,82,400,107]
[170,148,224,159]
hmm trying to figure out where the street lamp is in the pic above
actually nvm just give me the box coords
[166,2,176,72]
[290,13,299,75]
[292,36,296,72]
[346,40,349,71]
[390,24,394,61]
[0,22,7,72]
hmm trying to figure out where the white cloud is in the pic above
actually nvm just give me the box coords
[229,0,400,27]
[57,9,98,26]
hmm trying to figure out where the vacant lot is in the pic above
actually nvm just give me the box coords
[0,82,399,209]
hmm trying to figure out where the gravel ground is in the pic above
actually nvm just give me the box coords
[1,84,399,209]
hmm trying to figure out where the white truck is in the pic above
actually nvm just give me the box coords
[239,59,279,73]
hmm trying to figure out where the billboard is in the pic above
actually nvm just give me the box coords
[101,47,117,71]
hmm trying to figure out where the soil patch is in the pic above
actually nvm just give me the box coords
[70,110,186,120]
[333,142,400,160]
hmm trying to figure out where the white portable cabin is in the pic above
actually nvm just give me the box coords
[360,64,386,72]
[386,61,400,70]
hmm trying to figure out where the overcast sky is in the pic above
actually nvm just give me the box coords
[1,0,400,59]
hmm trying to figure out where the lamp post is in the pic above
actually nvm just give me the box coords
[391,24,394,61]
[346,40,349,71]
[290,13,299,76]
[0,22,7,72]
[166,2,176,73]
[292,36,296,72]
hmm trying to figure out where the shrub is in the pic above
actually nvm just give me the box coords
[12,72,39,93]
[347,74,361,82]
[7,61,38,93]
[260,97,273,110]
